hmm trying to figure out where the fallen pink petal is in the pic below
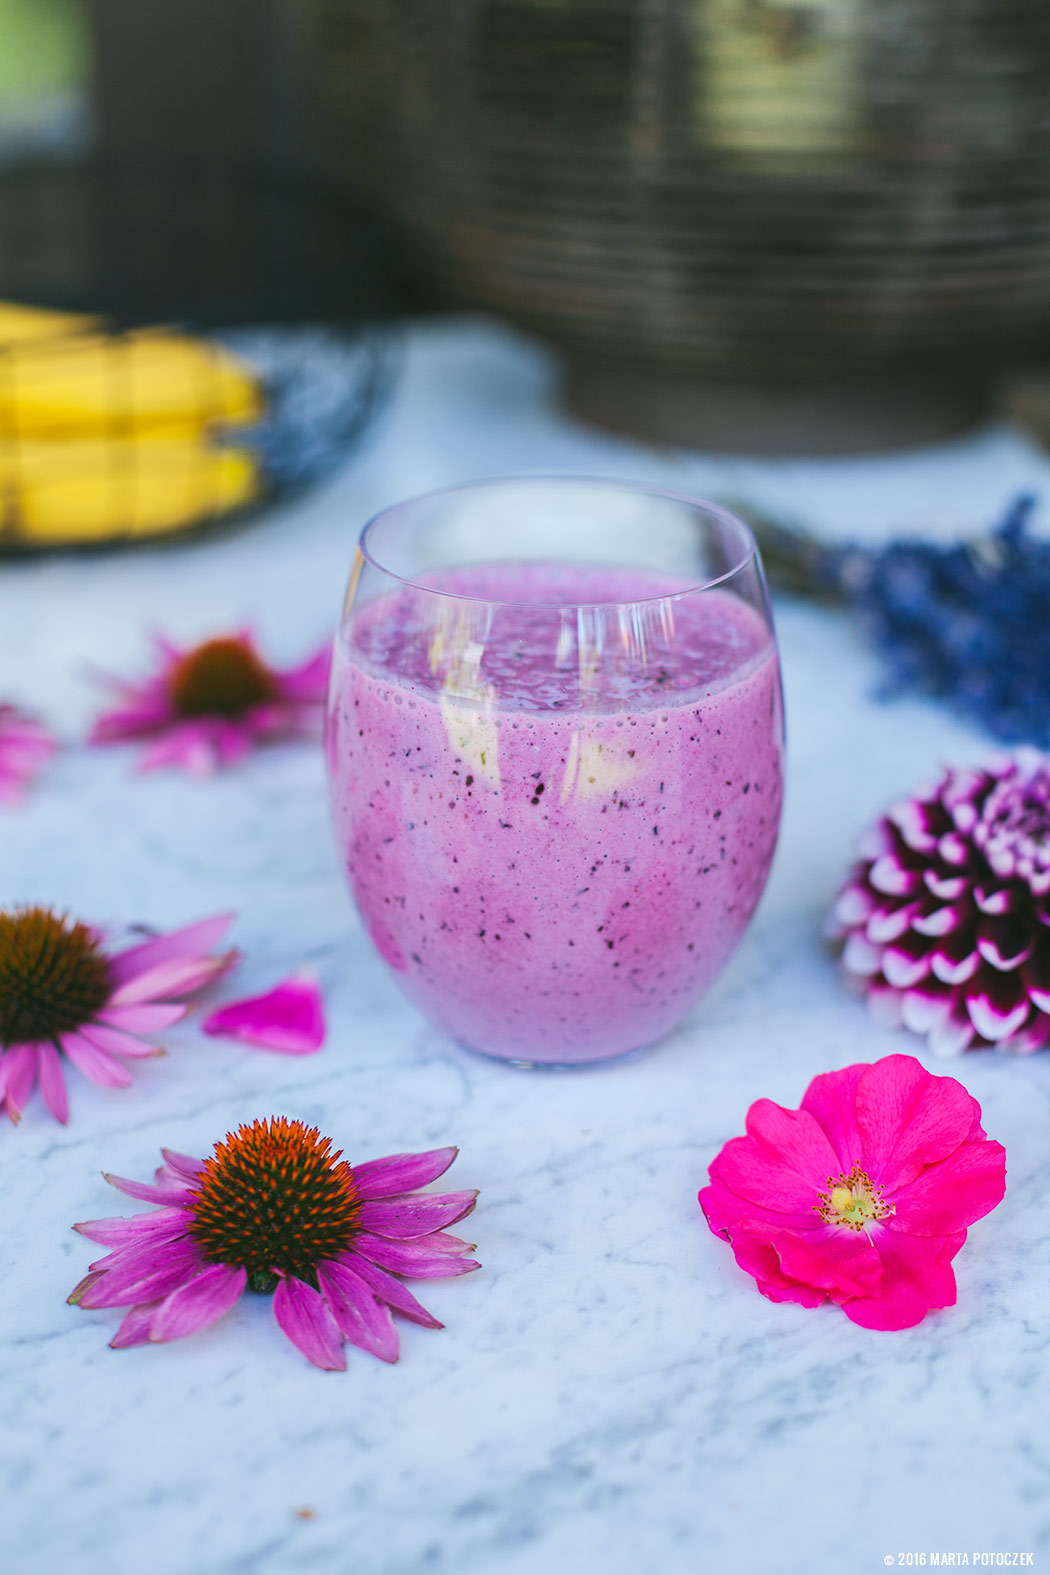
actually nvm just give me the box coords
[202,971,326,1054]
[699,1054,1006,1331]
[0,703,58,806]
[0,906,238,1124]
[89,630,331,775]
[69,1117,480,1371]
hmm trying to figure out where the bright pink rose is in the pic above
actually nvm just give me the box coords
[699,1054,1006,1330]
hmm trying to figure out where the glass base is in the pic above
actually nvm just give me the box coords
[455,1037,657,1072]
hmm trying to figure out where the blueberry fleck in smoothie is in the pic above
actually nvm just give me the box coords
[327,563,783,1064]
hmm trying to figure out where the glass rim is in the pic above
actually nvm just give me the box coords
[357,475,759,609]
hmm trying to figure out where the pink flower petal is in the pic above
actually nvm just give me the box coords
[150,1263,247,1343]
[889,1139,1006,1236]
[137,724,220,776]
[160,1148,206,1180]
[352,1147,459,1201]
[110,1300,164,1348]
[710,1101,841,1215]
[1,1044,39,1121]
[840,1230,964,1331]
[699,1177,820,1241]
[775,1228,882,1301]
[272,1275,346,1371]
[339,1250,443,1328]
[36,1042,69,1124]
[201,971,325,1054]
[798,1064,867,1172]
[357,1190,478,1240]
[71,1241,203,1307]
[96,1002,187,1032]
[726,1227,827,1309]
[79,1022,163,1061]
[74,1206,192,1247]
[59,1032,133,1089]
[316,1261,399,1362]
[855,1055,976,1193]
[103,1171,194,1205]
[108,913,236,987]
[108,952,233,1007]
[352,1231,480,1279]
[277,646,331,702]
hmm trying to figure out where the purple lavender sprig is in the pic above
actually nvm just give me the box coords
[748,494,1050,748]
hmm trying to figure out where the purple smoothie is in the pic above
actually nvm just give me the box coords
[327,563,783,1063]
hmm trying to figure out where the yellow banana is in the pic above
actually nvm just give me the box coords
[0,300,101,342]
[0,439,260,544]
[0,328,264,436]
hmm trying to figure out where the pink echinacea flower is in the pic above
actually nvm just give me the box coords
[700,1054,1005,1330]
[69,1118,480,1371]
[0,704,57,804]
[0,908,236,1123]
[89,630,330,774]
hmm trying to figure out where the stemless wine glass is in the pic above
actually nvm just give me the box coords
[326,478,784,1066]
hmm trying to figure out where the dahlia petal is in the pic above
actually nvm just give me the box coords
[103,1171,194,1205]
[339,1249,443,1327]
[911,904,967,939]
[1,1044,38,1121]
[831,883,876,929]
[775,1227,883,1300]
[900,979,955,1036]
[799,1063,867,1171]
[108,953,232,1007]
[108,913,236,987]
[842,932,883,977]
[150,1263,246,1343]
[882,937,931,989]
[866,901,920,946]
[96,1003,187,1032]
[890,1139,1006,1235]
[869,855,921,897]
[713,1102,841,1214]
[1025,936,1050,1013]
[357,1190,479,1239]
[887,799,940,854]
[855,1055,977,1191]
[353,1231,480,1278]
[160,1148,206,1179]
[930,926,981,985]
[316,1261,400,1362]
[352,1147,459,1200]
[36,1042,69,1124]
[273,1275,346,1371]
[976,914,1033,971]
[201,971,325,1054]
[937,833,969,867]
[840,1230,964,1331]
[74,1206,192,1246]
[924,870,967,901]
[79,1022,163,1061]
[60,1032,133,1089]
[110,1300,164,1348]
[725,1227,828,1309]
[928,1004,976,1058]
[973,885,1014,916]
[965,969,1031,1042]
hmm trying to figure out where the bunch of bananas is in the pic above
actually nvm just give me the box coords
[0,301,264,549]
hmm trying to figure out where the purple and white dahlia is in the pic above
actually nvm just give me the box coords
[831,751,1050,1055]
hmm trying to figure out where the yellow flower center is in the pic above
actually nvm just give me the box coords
[0,905,112,1046]
[815,1164,895,1232]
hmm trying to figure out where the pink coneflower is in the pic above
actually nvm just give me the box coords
[0,704,58,805]
[700,1054,1005,1330]
[69,1118,480,1371]
[89,630,330,774]
[0,908,236,1124]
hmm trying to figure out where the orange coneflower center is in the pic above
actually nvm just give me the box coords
[187,1117,362,1293]
[814,1164,895,1233]
[168,639,277,721]
[0,906,112,1047]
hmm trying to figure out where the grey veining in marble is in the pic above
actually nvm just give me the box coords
[1,318,1048,1575]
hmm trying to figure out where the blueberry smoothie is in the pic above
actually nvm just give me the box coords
[327,563,783,1063]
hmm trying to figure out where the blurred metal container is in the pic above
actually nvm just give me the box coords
[315,0,1050,452]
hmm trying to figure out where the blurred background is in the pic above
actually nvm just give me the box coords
[0,0,1049,556]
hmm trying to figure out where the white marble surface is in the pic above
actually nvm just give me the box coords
[2,318,1049,1575]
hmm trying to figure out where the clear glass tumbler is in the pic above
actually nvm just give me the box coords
[326,478,784,1066]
